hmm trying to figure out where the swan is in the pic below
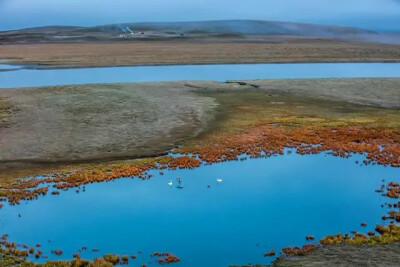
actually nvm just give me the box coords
[168,180,173,186]
[216,178,223,183]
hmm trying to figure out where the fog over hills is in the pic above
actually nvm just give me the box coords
[96,20,376,35]
[1,20,399,45]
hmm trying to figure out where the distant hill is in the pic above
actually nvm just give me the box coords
[96,20,376,36]
[1,20,399,45]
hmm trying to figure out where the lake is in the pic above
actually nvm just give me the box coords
[0,62,400,88]
[0,150,398,266]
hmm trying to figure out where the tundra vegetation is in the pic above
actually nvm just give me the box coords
[0,78,400,265]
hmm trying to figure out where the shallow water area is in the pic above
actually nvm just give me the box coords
[0,151,399,266]
[0,65,22,71]
[0,59,21,71]
[1,63,400,88]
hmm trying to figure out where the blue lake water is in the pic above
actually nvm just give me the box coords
[0,151,398,266]
[0,63,400,88]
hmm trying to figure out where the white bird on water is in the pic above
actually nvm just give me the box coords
[168,180,173,186]
[216,178,223,183]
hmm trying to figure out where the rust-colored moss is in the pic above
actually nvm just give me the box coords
[264,250,275,257]
[0,155,200,205]
[176,124,400,167]
[151,251,180,264]
[281,244,316,256]
[51,249,63,256]
[305,235,315,241]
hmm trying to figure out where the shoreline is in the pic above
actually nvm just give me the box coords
[3,59,400,71]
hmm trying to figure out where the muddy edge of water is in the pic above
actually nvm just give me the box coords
[0,78,400,179]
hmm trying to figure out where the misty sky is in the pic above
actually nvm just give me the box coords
[1,0,400,31]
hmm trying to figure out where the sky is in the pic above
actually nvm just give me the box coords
[1,0,400,31]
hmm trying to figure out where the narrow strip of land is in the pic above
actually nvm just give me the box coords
[2,41,400,67]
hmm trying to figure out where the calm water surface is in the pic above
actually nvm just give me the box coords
[1,63,400,88]
[0,151,398,266]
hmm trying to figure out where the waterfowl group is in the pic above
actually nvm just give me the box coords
[166,177,223,188]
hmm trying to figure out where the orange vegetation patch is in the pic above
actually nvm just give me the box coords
[35,250,42,259]
[166,156,201,170]
[386,182,400,198]
[305,235,315,241]
[1,187,48,205]
[376,181,400,200]
[319,181,400,247]
[0,124,399,206]
[176,124,400,167]
[264,250,275,257]
[151,251,180,264]
[0,237,29,259]
[281,244,316,256]
[0,156,200,205]
[368,231,375,236]
[382,210,400,222]
[51,249,63,256]
[121,255,129,265]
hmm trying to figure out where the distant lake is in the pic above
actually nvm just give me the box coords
[1,63,400,88]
